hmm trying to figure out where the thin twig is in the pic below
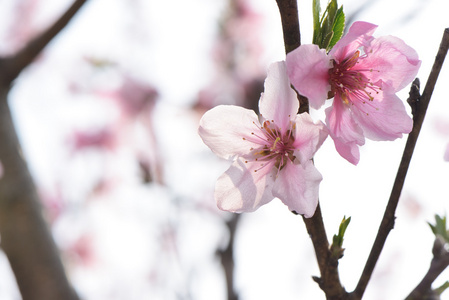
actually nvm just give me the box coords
[351,27,449,300]
[405,237,449,299]
[302,205,347,299]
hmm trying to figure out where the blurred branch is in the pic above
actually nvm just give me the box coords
[0,1,89,299]
[0,0,87,86]
[218,214,240,300]
[351,27,449,300]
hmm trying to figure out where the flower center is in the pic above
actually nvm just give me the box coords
[244,119,296,175]
[329,50,381,105]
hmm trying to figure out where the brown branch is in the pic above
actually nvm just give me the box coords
[275,1,346,298]
[0,0,87,86]
[351,27,449,300]
[275,0,300,53]
[302,205,347,299]
[0,1,89,299]
[405,237,449,299]
[0,90,79,300]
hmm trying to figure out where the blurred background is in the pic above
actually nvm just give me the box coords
[0,0,449,299]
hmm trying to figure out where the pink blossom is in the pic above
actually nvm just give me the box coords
[69,128,116,152]
[286,21,421,164]
[198,62,327,217]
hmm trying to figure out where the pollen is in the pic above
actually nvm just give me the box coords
[329,50,381,107]
[246,119,297,176]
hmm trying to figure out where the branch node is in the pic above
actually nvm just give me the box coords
[407,77,421,117]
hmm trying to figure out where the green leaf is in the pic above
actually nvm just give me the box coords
[312,0,345,51]
[332,216,351,248]
[312,0,321,45]
[321,31,334,50]
[330,216,351,260]
[327,0,338,24]
[327,6,345,50]
[428,214,449,243]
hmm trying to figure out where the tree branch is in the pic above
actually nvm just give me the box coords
[0,0,87,86]
[0,1,89,299]
[351,27,449,300]
[302,205,347,299]
[275,1,346,298]
[405,237,449,299]
[275,0,300,53]
[0,89,79,300]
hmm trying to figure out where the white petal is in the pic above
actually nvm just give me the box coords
[272,160,322,218]
[198,105,262,159]
[215,158,275,212]
[292,113,328,162]
[259,61,299,133]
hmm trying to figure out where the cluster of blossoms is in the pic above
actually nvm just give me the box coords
[199,21,420,217]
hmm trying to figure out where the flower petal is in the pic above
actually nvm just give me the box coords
[198,105,262,159]
[325,96,365,164]
[359,35,421,92]
[215,158,275,212]
[286,45,331,109]
[259,61,299,133]
[292,113,328,162]
[272,160,322,218]
[330,21,377,60]
[350,84,413,141]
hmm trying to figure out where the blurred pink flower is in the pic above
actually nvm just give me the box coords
[198,62,327,217]
[69,128,116,152]
[286,21,421,164]
[114,76,158,119]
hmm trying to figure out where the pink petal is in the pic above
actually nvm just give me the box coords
[286,45,331,109]
[198,105,261,159]
[351,84,413,141]
[325,96,365,164]
[359,35,421,92]
[259,61,299,133]
[330,21,377,60]
[215,158,275,212]
[291,113,328,162]
[272,160,322,218]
